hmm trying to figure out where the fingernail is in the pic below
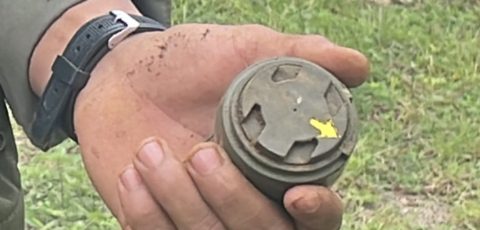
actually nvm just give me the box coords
[137,140,165,168]
[190,147,223,175]
[120,167,143,191]
[293,193,320,214]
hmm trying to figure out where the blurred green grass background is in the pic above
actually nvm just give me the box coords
[16,0,479,229]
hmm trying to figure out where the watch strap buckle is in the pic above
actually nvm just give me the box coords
[108,10,140,49]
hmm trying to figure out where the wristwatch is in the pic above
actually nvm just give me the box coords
[30,10,166,150]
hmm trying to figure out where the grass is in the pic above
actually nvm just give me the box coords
[15,0,480,229]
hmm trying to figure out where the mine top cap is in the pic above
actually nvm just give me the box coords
[237,59,352,166]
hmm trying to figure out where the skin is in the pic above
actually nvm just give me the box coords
[29,0,369,229]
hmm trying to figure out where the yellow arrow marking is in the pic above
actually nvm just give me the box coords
[309,118,340,138]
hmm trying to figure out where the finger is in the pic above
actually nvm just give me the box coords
[283,185,343,230]
[117,165,175,230]
[133,138,225,230]
[285,34,369,87]
[232,25,369,87]
[185,142,293,230]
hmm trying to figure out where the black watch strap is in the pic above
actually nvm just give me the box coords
[31,10,166,150]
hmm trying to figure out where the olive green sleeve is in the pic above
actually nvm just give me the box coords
[133,0,172,26]
[0,0,85,146]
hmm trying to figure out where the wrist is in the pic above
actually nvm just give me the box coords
[29,0,140,96]
[72,30,165,140]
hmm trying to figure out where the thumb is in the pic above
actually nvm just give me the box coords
[284,185,343,230]
[231,24,370,88]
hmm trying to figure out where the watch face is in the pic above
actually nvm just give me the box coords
[216,57,358,202]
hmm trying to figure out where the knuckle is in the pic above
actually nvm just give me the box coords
[128,210,156,226]
[204,172,243,207]
[191,212,225,230]
[231,24,279,62]
[309,34,329,42]
[240,23,271,31]
[207,220,226,230]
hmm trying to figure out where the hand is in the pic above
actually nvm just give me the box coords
[107,24,368,229]
[118,139,343,230]
[27,1,367,229]
[72,23,368,229]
